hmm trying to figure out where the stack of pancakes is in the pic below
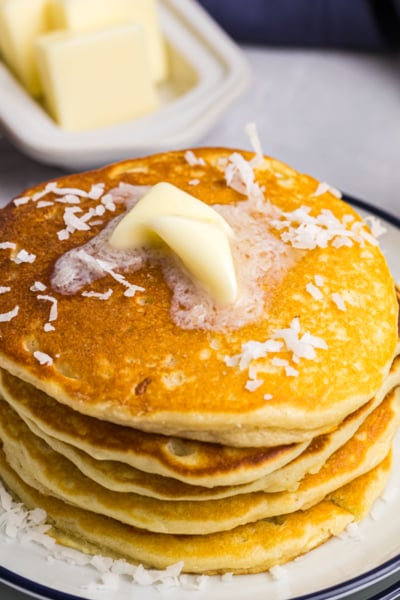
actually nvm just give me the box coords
[0,148,398,575]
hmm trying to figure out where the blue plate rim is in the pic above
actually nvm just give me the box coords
[0,193,399,600]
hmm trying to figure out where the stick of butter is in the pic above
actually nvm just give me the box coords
[48,0,167,82]
[0,0,49,96]
[35,23,159,131]
[109,182,238,304]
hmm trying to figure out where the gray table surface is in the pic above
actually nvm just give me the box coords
[0,46,400,599]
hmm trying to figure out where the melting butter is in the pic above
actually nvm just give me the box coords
[108,182,238,304]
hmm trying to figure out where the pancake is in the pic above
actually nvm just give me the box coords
[0,149,397,447]
[1,387,398,535]
[0,444,391,574]
[0,369,309,488]
[0,147,398,576]
[1,353,399,499]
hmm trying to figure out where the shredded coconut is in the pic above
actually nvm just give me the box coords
[184,150,206,166]
[13,249,36,264]
[179,574,209,591]
[57,230,70,241]
[88,183,105,200]
[223,152,266,209]
[56,187,120,241]
[0,305,19,322]
[272,318,328,363]
[33,351,53,366]
[224,339,283,371]
[37,294,58,323]
[285,365,299,377]
[13,196,31,206]
[101,194,116,212]
[0,480,52,544]
[331,292,346,311]
[312,181,342,198]
[269,564,288,580]
[314,274,325,287]
[245,378,264,392]
[344,522,362,540]
[52,186,90,198]
[370,498,388,521]
[32,182,58,202]
[381,482,398,503]
[82,289,113,300]
[94,205,106,217]
[54,194,81,205]
[188,179,200,186]
[364,215,386,238]
[0,286,11,294]
[264,393,273,401]
[245,122,264,167]
[224,317,327,386]
[0,242,16,250]
[271,357,289,367]
[30,281,47,292]
[96,260,145,298]
[272,206,380,250]
[63,207,91,232]
[306,282,323,300]
[0,480,192,591]
[36,200,55,209]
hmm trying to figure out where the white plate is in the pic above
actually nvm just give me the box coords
[0,0,250,170]
[0,197,399,600]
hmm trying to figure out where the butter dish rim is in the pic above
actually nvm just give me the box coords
[0,0,250,170]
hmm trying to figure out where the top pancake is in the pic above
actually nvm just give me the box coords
[0,148,397,446]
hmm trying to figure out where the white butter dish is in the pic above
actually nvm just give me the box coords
[0,0,250,170]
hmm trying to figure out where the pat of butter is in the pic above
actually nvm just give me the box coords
[109,182,238,304]
[48,0,167,82]
[35,23,158,131]
[0,0,49,96]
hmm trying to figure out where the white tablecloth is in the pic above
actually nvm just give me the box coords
[0,46,399,600]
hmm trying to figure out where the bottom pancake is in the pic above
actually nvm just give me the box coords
[0,445,391,575]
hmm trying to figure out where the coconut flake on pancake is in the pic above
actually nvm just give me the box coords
[13,249,36,264]
[312,182,342,198]
[184,150,206,167]
[0,306,19,322]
